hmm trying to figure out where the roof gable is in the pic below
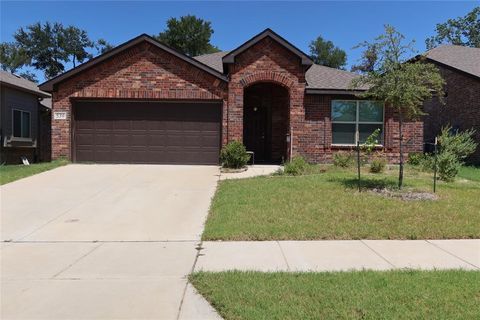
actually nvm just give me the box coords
[222,29,313,66]
[39,34,228,92]
[424,45,480,79]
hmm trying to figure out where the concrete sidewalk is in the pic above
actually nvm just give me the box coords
[195,240,480,272]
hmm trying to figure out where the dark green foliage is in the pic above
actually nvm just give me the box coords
[283,156,308,176]
[370,158,387,173]
[0,42,30,73]
[62,26,94,67]
[155,15,220,56]
[426,7,480,49]
[95,38,114,54]
[220,141,250,169]
[309,36,347,69]
[333,152,354,168]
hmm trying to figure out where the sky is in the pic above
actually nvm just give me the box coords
[1,1,478,82]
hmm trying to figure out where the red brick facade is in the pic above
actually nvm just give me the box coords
[50,37,423,163]
[423,64,480,164]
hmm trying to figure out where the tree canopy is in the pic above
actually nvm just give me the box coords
[155,15,220,56]
[426,6,480,49]
[1,22,113,81]
[352,25,445,188]
[309,36,347,69]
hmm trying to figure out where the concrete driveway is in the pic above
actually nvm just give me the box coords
[1,164,221,320]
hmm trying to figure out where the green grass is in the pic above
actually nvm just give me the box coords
[203,165,480,240]
[190,270,480,320]
[459,166,480,182]
[0,159,69,185]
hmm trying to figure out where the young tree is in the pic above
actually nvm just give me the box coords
[309,36,347,69]
[426,6,480,49]
[351,25,445,189]
[155,15,220,56]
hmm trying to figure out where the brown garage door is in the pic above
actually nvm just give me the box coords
[74,101,221,164]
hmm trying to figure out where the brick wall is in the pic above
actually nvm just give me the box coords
[302,94,423,163]
[226,36,308,156]
[51,42,228,159]
[423,64,480,164]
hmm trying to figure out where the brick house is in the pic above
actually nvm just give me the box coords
[39,29,423,165]
[421,45,480,164]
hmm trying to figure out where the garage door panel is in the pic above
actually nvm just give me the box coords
[74,101,221,164]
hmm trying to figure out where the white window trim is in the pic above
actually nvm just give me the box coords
[12,109,32,139]
[331,100,384,146]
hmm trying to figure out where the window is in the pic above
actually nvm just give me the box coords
[331,100,384,145]
[13,110,31,138]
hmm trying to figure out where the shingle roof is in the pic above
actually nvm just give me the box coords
[424,45,480,78]
[0,70,50,97]
[194,51,230,73]
[193,52,365,92]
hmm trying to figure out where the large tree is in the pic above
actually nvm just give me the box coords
[426,6,480,49]
[309,36,347,69]
[62,26,94,67]
[14,22,69,79]
[352,25,445,189]
[155,15,220,56]
[0,42,29,73]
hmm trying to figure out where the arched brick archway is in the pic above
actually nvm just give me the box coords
[239,72,296,91]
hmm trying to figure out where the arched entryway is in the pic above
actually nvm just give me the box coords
[243,82,289,163]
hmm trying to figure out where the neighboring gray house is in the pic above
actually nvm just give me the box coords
[0,71,51,164]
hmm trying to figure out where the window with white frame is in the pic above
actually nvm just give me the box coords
[13,109,31,138]
[331,100,384,145]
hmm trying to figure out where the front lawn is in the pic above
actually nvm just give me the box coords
[203,166,480,240]
[0,159,69,185]
[459,165,480,182]
[190,270,480,320]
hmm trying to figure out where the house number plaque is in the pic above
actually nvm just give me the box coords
[54,111,68,120]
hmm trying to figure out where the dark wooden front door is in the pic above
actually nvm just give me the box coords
[73,101,221,164]
[243,102,271,162]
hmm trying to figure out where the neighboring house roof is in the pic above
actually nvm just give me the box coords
[0,70,50,98]
[424,45,480,79]
[40,97,52,109]
[222,28,313,66]
[39,34,229,92]
[193,51,365,93]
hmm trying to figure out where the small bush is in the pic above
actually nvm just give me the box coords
[437,151,461,182]
[370,158,387,173]
[436,126,477,181]
[219,141,250,169]
[283,156,308,176]
[333,152,354,168]
[408,152,424,166]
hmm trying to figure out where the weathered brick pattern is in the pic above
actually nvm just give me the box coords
[52,42,228,159]
[423,65,480,164]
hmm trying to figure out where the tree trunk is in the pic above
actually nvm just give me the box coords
[398,112,404,189]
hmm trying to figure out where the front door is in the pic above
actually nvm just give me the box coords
[244,101,271,162]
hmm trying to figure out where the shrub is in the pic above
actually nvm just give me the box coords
[370,158,387,173]
[436,126,477,181]
[333,152,354,168]
[408,152,424,166]
[437,151,461,182]
[219,141,250,169]
[283,156,308,176]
